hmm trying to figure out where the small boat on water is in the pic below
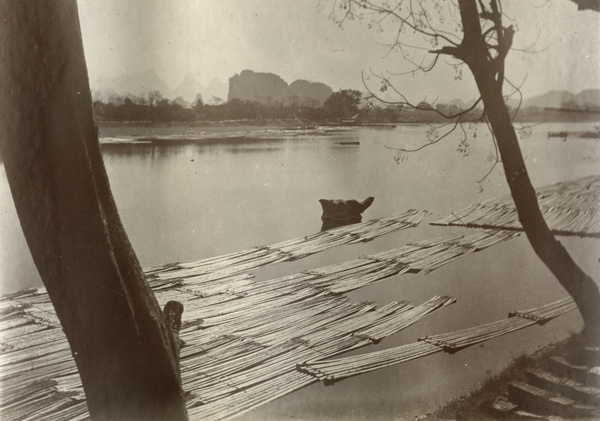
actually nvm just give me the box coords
[319,197,375,220]
[319,197,375,230]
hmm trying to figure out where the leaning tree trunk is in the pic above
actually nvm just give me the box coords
[0,2,188,420]
[457,0,600,342]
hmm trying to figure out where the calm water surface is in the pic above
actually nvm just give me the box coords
[1,123,598,420]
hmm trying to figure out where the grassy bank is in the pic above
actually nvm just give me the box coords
[418,332,587,420]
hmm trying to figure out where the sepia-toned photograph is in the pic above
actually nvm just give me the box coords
[0,1,599,420]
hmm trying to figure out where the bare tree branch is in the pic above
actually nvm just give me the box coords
[384,114,464,153]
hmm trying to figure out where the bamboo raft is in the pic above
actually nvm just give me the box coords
[146,209,430,284]
[297,297,577,385]
[432,175,600,237]
[0,216,548,421]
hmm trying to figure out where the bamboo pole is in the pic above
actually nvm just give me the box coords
[432,175,600,237]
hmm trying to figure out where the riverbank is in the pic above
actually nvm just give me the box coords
[97,121,357,144]
[97,120,600,145]
[418,332,593,420]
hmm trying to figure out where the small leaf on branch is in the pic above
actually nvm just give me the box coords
[426,126,439,143]
[394,150,408,164]
[457,138,470,157]
[454,65,463,80]
[380,79,389,92]
[517,127,532,140]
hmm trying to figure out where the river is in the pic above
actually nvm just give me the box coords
[1,122,598,420]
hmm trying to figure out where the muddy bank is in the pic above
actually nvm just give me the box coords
[417,333,591,420]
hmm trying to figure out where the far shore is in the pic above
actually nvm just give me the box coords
[97,121,395,144]
[97,119,600,146]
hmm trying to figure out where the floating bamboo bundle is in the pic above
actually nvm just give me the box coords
[184,296,456,420]
[298,297,576,385]
[508,297,576,322]
[0,275,458,421]
[432,175,600,237]
[147,209,430,286]
[0,223,522,421]
[420,297,576,350]
[151,230,516,331]
[366,230,518,274]
[187,371,315,421]
[297,341,440,384]
[0,289,455,420]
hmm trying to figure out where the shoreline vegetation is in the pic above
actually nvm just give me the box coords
[92,88,600,145]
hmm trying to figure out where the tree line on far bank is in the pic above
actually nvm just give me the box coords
[92,89,402,124]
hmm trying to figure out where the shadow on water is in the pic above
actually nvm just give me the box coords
[318,197,374,231]
[321,216,362,231]
[99,138,286,159]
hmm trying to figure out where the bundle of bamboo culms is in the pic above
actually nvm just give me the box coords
[421,317,532,350]
[183,296,456,420]
[0,291,453,420]
[297,341,441,384]
[160,230,517,319]
[351,296,456,341]
[365,230,518,274]
[432,175,600,238]
[0,276,452,418]
[174,300,438,413]
[187,371,316,421]
[146,209,430,286]
[0,297,83,420]
[420,297,576,350]
[0,226,520,421]
[303,258,410,294]
[299,297,576,384]
[508,297,577,322]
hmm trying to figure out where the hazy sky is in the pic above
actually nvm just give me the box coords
[77,0,600,101]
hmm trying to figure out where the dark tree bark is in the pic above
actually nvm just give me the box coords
[453,0,600,341]
[0,2,188,419]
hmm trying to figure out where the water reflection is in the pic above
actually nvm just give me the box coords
[99,138,285,159]
[100,143,156,158]
[318,197,374,231]
[321,216,362,231]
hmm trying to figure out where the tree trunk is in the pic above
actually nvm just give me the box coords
[458,0,600,342]
[0,2,188,419]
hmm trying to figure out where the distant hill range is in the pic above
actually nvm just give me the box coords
[91,69,331,108]
[228,70,332,106]
[523,89,600,110]
[91,69,599,114]
[91,71,228,107]
[433,89,600,115]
